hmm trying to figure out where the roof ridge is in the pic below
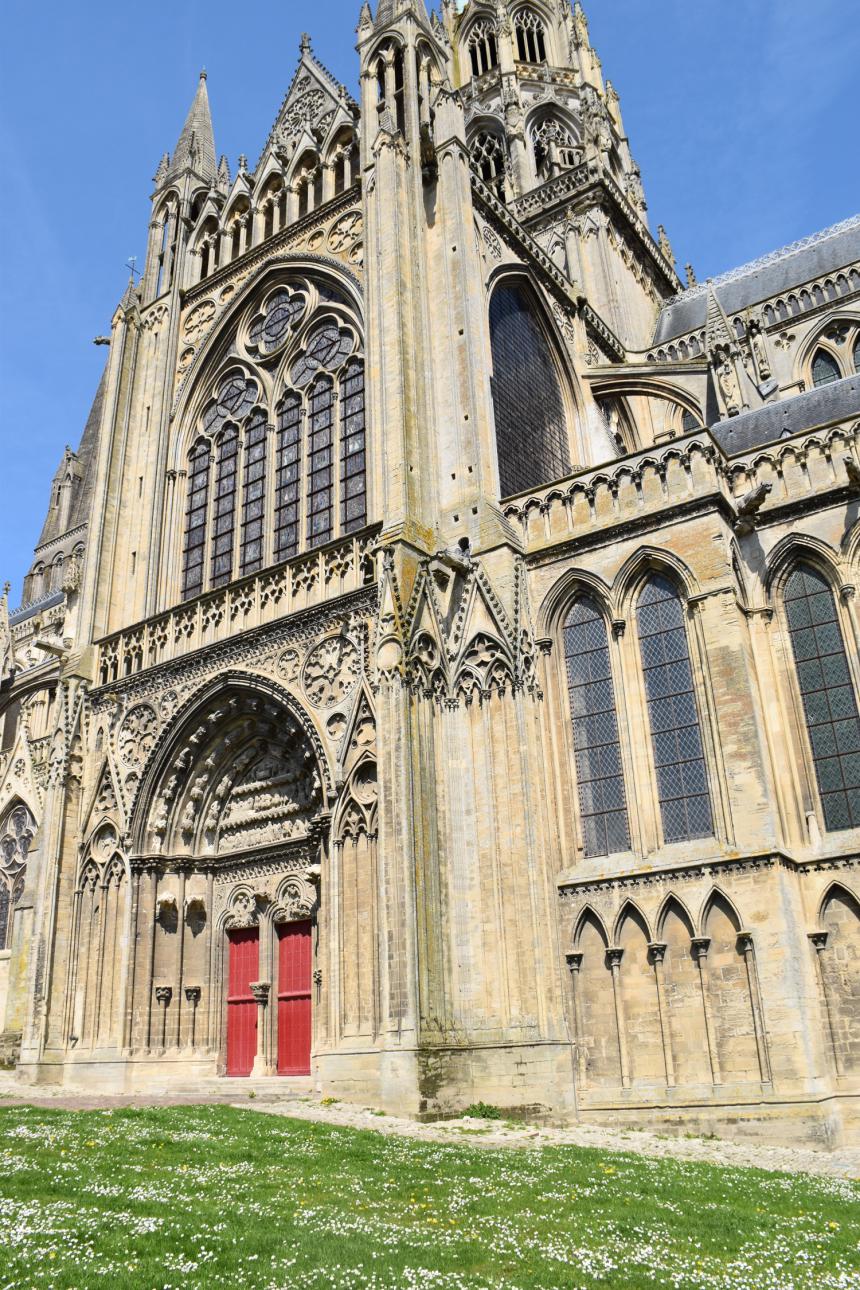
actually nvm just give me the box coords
[664,212,860,307]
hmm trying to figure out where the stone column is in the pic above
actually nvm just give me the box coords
[606,946,630,1088]
[691,937,722,1085]
[565,952,587,1088]
[808,931,841,1077]
[737,931,771,1083]
[145,869,159,1050]
[648,941,675,1088]
[174,869,187,1049]
[184,986,202,1051]
[250,980,271,1076]
[155,985,172,1054]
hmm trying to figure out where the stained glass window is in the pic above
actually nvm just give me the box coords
[853,334,860,374]
[210,428,238,588]
[0,804,34,952]
[0,883,9,954]
[249,290,306,354]
[563,597,630,857]
[182,439,210,600]
[275,393,303,562]
[812,349,841,388]
[290,323,354,388]
[240,413,267,576]
[340,359,367,534]
[637,575,713,843]
[307,376,335,548]
[489,282,570,497]
[785,565,860,832]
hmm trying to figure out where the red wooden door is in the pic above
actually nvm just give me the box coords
[226,927,259,1076]
[277,920,312,1075]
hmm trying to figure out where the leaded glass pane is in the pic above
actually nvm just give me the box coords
[489,283,570,498]
[249,289,306,354]
[307,376,334,548]
[785,565,860,832]
[854,334,860,374]
[275,393,302,561]
[637,575,713,843]
[563,596,630,858]
[210,428,238,588]
[812,349,841,388]
[291,323,354,388]
[340,359,367,534]
[240,412,267,576]
[182,440,210,600]
[0,881,9,953]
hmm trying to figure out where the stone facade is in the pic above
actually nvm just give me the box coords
[0,0,858,1145]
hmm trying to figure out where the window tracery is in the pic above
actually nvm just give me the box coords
[854,333,860,374]
[530,117,580,183]
[563,597,630,857]
[179,279,367,601]
[637,575,713,844]
[467,20,498,77]
[784,565,860,832]
[489,281,571,497]
[0,803,34,951]
[514,9,547,63]
[470,130,508,198]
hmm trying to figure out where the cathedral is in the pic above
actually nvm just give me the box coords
[1,0,858,1146]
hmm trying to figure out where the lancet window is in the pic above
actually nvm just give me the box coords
[489,280,571,497]
[180,282,367,601]
[470,130,508,198]
[563,597,630,857]
[812,348,841,387]
[467,20,498,77]
[637,575,713,844]
[530,118,581,183]
[784,565,860,832]
[514,9,547,63]
[0,803,34,952]
[854,333,860,373]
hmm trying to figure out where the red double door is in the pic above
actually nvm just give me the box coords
[226,921,312,1077]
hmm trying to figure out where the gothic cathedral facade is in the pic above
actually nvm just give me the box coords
[1,0,859,1145]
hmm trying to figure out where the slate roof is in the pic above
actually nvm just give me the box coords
[36,363,107,549]
[711,373,860,457]
[654,214,860,345]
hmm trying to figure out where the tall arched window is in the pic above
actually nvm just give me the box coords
[489,281,571,496]
[468,20,498,76]
[0,803,34,952]
[340,359,367,534]
[784,565,860,832]
[853,333,860,373]
[563,596,630,857]
[240,412,267,576]
[274,392,303,562]
[637,575,713,844]
[514,9,547,62]
[470,131,508,198]
[182,439,211,599]
[307,376,335,547]
[211,428,239,588]
[812,348,841,387]
[530,117,580,182]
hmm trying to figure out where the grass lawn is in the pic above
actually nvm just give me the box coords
[0,1104,857,1289]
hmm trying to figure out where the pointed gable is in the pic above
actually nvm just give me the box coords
[254,36,357,173]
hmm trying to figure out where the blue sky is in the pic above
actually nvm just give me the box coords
[0,0,856,601]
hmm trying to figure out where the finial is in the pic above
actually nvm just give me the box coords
[300,32,311,53]
[200,67,207,81]
[2,582,10,600]
[238,153,248,172]
[685,263,697,288]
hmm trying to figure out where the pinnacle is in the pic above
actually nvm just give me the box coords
[168,69,217,183]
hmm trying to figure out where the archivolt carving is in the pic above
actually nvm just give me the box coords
[117,704,158,770]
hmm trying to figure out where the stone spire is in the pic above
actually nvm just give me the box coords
[168,70,217,183]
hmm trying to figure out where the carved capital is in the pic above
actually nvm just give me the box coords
[808,930,828,952]
[690,936,710,962]
[648,941,667,965]
[736,930,755,955]
[605,946,624,969]
[611,618,626,639]
[249,980,271,1005]
[154,985,173,1006]
[565,951,583,974]
[184,985,202,1005]
[839,584,856,604]
[535,636,553,657]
